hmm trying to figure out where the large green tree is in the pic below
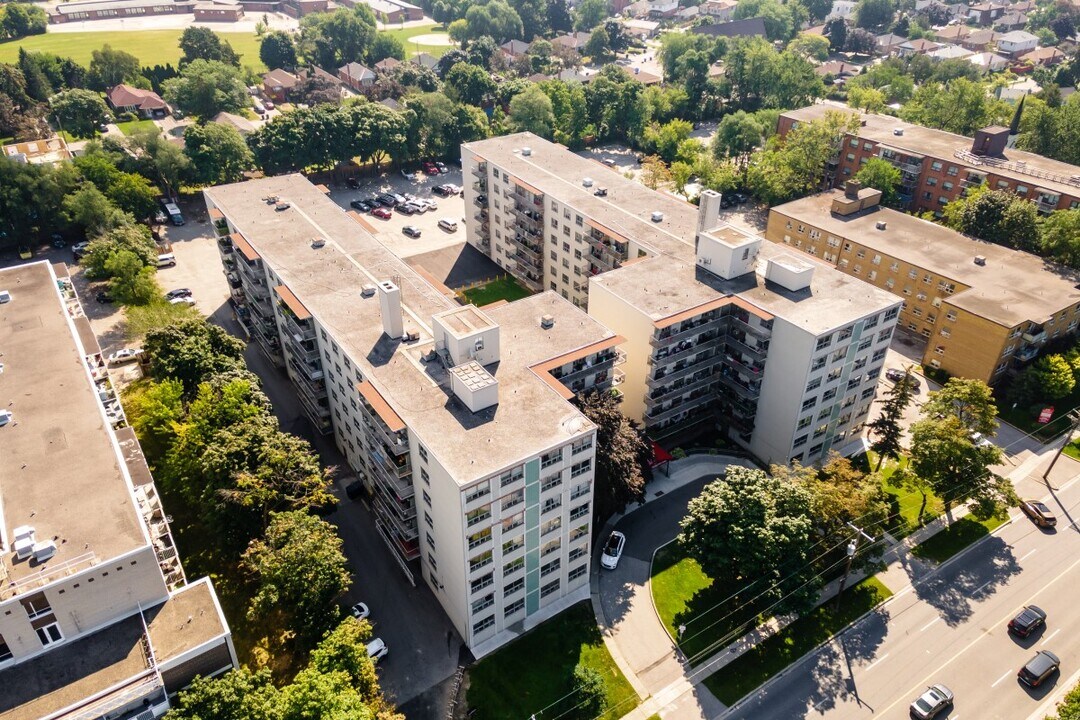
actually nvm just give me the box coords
[144,318,248,394]
[82,223,158,278]
[1,4,47,40]
[922,377,1000,436]
[180,26,241,67]
[855,157,902,207]
[747,110,859,204]
[88,45,144,90]
[163,59,249,120]
[1038,210,1080,268]
[945,186,1040,251]
[854,0,895,29]
[1017,94,1080,166]
[574,0,609,30]
[50,89,111,139]
[732,0,804,41]
[260,30,298,70]
[509,84,556,137]
[444,62,496,106]
[63,184,131,236]
[678,466,819,618]
[712,110,765,161]
[106,249,160,305]
[866,369,916,469]
[184,121,254,185]
[901,78,1007,136]
[242,511,351,646]
[298,7,378,69]
[575,389,650,525]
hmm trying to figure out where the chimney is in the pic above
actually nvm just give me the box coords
[378,280,404,339]
[844,180,863,200]
[697,189,723,233]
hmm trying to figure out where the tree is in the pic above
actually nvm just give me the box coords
[854,0,895,29]
[549,0,573,32]
[509,0,549,39]
[50,89,111,139]
[81,224,157,277]
[803,0,833,22]
[106,249,160,305]
[144,318,247,395]
[164,667,283,720]
[184,121,254,185]
[575,390,650,524]
[867,370,916,470]
[946,187,1040,251]
[509,84,555,137]
[678,466,819,617]
[642,118,692,162]
[106,172,159,220]
[260,30,298,70]
[88,45,144,90]
[733,0,803,41]
[124,126,192,201]
[298,7,377,69]
[572,666,608,719]
[823,17,848,51]
[63,184,131,236]
[370,33,406,63]
[901,78,1006,136]
[574,0,609,31]
[307,617,380,702]
[922,377,1000,436]
[746,110,859,204]
[1012,354,1077,403]
[461,0,524,43]
[243,511,351,646]
[854,157,902,207]
[163,60,249,120]
[1038,210,1080,268]
[180,27,241,67]
[640,154,673,190]
[444,62,495,106]
[128,378,185,459]
[584,25,611,59]
[712,110,765,160]
[799,455,890,566]
[1,3,47,40]
[846,84,886,113]
[790,33,831,62]
[1017,94,1080,166]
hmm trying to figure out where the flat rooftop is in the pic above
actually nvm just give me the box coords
[591,239,900,333]
[464,132,702,260]
[771,190,1080,326]
[0,263,146,589]
[204,176,615,483]
[782,103,1080,199]
[0,580,226,720]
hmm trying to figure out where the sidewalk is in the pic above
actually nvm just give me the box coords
[606,444,1080,720]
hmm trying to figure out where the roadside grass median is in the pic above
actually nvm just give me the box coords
[910,515,1007,564]
[702,577,893,706]
[465,602,639,720]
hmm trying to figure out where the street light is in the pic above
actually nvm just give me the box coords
[834,523,873,610]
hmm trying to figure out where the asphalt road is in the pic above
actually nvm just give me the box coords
[723,475,1080,720]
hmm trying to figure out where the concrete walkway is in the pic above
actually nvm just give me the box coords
[596,443,1080,720]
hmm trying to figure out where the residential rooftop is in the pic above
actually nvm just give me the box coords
[782,102,1080,198]
[771,190,1080,326]
[591,234,900,333]
[204,176,614,483]
[0,262,146,588]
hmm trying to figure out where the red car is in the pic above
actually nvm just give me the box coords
[422,161,440,175]
[370,206,392,219]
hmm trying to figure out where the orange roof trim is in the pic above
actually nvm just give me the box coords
[231,233,260,262]
[585,219,629,244]
[274,284,311,321]
[530,336,625,400]
[208,208,224,220]
[654,296,774,329]
[356,381,406,433]
[511,177,542,196]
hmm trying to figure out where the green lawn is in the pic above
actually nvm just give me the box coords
[910,515,1008,563]
[381,23,454,58]
[873,454,944,538]
[0,30,266,71]
[465,602,640,720]
[461,276,531,306]
[115,118,157,136]
[651,544,774,664]
[1064,441,1080,462]
[702,577,893,705]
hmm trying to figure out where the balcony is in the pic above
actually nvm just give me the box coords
[295,389,332,433]
[716,371,761,399]
[471,163,487,180]
[358,404,409,456]
[719,352,764,377]
[518,273,543,293]
[511,188,543,208]
[375,515,420,563]
[1016,345,1039,362]
[725,336,768,361]
[651,317,721,348]
[472,179,487,193]
[278,306,316,343]
[728,314,773,339]
[651,335,721,367]
[373,493,418,541]
[1022,328,1047,344]
[644,391,715,425]
[555,354,618,384]
[368,448,415,499]
[649,359,720,392]
[217,236,234,254]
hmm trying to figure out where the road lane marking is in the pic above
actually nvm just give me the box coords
[864,653,889,672]
[991,669,1012,687]
[1041,628,1060,646]
[920,617,940,631]
[1018,548,1037,562]
[973,578,994,594]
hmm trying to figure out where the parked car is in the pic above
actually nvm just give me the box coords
[432,184,454,197]
[402,225,422,238]
[350,200,371,212]
[1018,650,1060,687]
[165,288,192,300]
[390,193,408,205]
[884,368,922,389]
[601,531,626,570]
[264,100,275,110]
[169,296,196,306]
[18,245,31,260]
[1019,500,1056,527]
[153,210,168,224]
[422,160,440,175]
[909,684,953,719]
[438,218,458,232]
[401,168,416,180]
[732,192,750,204]
[72,242,90,259]
[107,348,143,364]
[376,193,398,207]
[156,253,177,268]
[396,203,417,215]
[1008,605,1047,637]
[371,206,392,219]
[365,195,383,206]
[351,602,370,620]
[367,638,388,662]
[95,291,114,303]
[601,158,617,167]
[408,202,428,214]
[346,177,362,189]
[435,160,448,173]
[419,198,438,211]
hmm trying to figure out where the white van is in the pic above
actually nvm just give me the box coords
[438,218,458,232]
[156,253,177,268]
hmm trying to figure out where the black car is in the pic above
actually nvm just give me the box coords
[432,184,453,197]
[365,195,382,206]
[350,200,372,212]
[346,177,361,189]
[396,203,417,215]
[1018,650,1060,687]
[435,160,448,173]
[1009,606,1047,637]
[733,192,750,204]
[885,367,922,390]
[377,193,398,207]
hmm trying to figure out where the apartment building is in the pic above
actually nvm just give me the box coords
[767,183,1080,383]
[463,133,902,465]
[0,261,235,720]
[778,102,1080,214]
[204,175,617,656]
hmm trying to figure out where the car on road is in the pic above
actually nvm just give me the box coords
[350,200,372,212]
[909,684,954,719]
[601,531,626,570]
[401,168,417,180]
[1008,605,1047,637]
[438,218,458,232]
[884,368,922,389]
[367,638,388,662]
[371,207,392,219]
[434,160,448,173]
[165,288,192,300]
[107,348,143,364]
[1019,500,1056,527]
[422,160,440,175]
[351,602,370,620]
[1018,650,1060,687]
[402,225,421,238]
[156,253,177,268]
[601,158,617,167]
[419,198,438,211]
[346,177,362,189]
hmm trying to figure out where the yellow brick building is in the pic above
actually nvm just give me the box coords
[765,184,1080,383]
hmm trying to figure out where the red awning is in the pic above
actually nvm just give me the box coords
[649,442,674,467]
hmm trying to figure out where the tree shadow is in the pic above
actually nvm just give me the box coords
[800,606,892,715]
[910,534,1021,627]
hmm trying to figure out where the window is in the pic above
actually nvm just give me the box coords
[542,497,562,515]
[570,523,589,542]
[423,490,432,507]
[502,512,524,533]
[470,550,493,572]
[421,468,430,484]
[427,532,436,550]
[541,558,561,576]
[541,516,562,535]
[425,512,434,529]
[797,416,812,430]
[505,577,525,597]
[0,634,11,662]
[793,434,808,448]
[801,397,817,411]
[468,528,491,550]
[500,466,524,487]
[472,615,496,635]
[505,598,525,617]
[822,387,837,401]
[419,445,428,462]
[427,553,438,571]
[540,449,563,468]
[503,535,524,554]
[540,580,560,598]
[466,505,492,528]
[569,565,588,582]
[504,557,525,576]
[541,475,562,492]
[502,490,524,510]
[541,538,561,556]
[570,546,589,561]
[21,593,51,621]
[570,460,591,478]
[472,593,495,614]
[36,623,62,646]
[570,481,590,500]
[816,335,833,350]
[570,503,589,521]
[805,378,822,393]
[811,356,826,371]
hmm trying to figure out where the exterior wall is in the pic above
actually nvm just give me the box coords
[930,303,1011,381]
[50,2,191,23]
[0,545,166,665]
[418,450,469,641]
[193,7,244,20]
[587,281,656,424]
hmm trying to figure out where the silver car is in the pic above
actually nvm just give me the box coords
[910,684,953,719]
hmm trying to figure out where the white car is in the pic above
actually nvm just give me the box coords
[366,637,388,662]
[351,602,370,620]
[169,296,196,306]
[107,348,143,364]
[601,531,626,570]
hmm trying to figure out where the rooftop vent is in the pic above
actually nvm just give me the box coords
[540,314,555,329]
[651,211,664,222]
[0,289,10,303]
[582,177,594,188]
[893,128,904,136]
[311,238,326,249]
[274,202,291,212]
[32,540,56,562]
[521,147,532,156]
[361,284,376,298]
[403,327,420,342]
[875,221,887,230]
[974,255,987,266]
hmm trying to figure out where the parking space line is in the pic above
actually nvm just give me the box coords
[1041,628,1060,646]
[920,617,940,631]
[1018,548,1037,562]
[991,669,1012,687]
[864,653,889,672]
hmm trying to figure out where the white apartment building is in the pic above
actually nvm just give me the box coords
[0,261,235,720]
[204,176,620,656]
[463,133,902,465]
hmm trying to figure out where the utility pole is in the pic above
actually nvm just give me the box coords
[833,522,875,611]
[1042,410,1080,484]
